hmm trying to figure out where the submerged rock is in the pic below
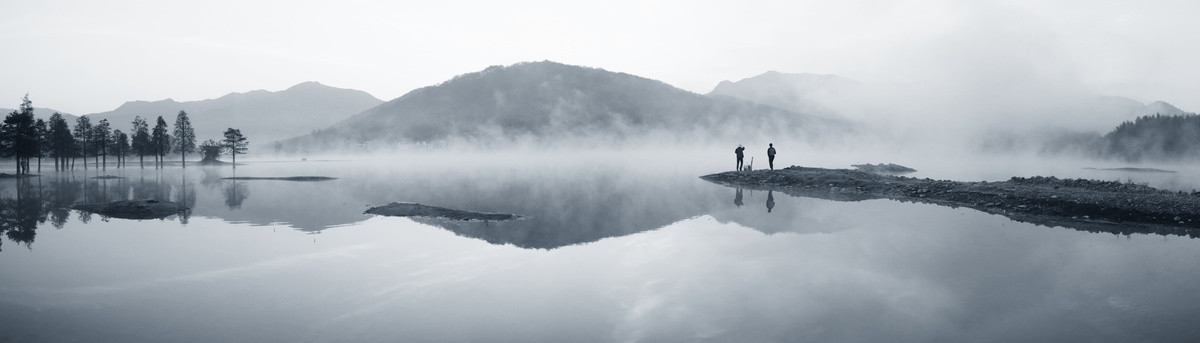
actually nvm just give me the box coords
[365,202,520,221]
[0,173,37,178]
[1084,167,1177,174]
[222,176,336,181]
[196,159,231,166]
[72,199,190,220]
[852,163,916,175]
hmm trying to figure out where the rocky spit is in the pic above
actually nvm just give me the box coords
[72,199,190,220]
[702,166,1200,238]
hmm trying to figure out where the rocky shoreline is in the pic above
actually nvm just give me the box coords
[701,166,1200,238]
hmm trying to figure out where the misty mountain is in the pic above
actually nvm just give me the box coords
[713,71,1185,134]
[84,82,383,146]
[1144,100,1185,115]
[279,61,852,152]
[708,71,860,118]
[1083,96,1189,127]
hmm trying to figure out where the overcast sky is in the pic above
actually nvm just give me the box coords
[2,0,1197,115]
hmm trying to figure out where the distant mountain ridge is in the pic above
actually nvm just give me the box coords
[714,71,1188,133]
[708,71,860,117]
[84,82,383,146]
[279,61,853,152]
[0,107,79,123]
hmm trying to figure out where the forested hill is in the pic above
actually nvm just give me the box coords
[1099,113,1200,161]
[85,82,383,145]
[277,61,853,152]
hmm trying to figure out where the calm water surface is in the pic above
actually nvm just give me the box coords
[2,152,1199,342]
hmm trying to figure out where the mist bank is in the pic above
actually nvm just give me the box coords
[980,113,1200,163]
[710,70,1194,161]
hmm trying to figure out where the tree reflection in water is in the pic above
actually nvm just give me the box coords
[0,173,186,251]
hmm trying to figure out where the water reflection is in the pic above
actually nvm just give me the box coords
[224,181,248,209]
[705,178,1200,239]
[0,180,43,251]
[766,190,775,213]
[0,173,188,250]
[20,158,1181,254]
[6,156,1200,342]
[0,162,908,251]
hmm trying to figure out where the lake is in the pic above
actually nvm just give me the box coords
[2,150,1200,342]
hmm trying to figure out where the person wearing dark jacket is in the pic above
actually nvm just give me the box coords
[767,143,776,170]
[735,145,745,171]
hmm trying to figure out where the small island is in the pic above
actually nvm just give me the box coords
[0,173,37,178]
[852,163,916,175]
[72,199,190,220]
[702,166,1200,237]
[365,202,520,221]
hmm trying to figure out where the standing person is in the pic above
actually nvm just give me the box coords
[735,145,745,171]
[767,143,777,170]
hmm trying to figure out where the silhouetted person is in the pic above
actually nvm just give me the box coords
[734,188,744,207]
[767,143,777,170]
[766,190,775,213]
[735,145,745,171]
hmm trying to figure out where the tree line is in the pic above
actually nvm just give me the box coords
[1099,113,1200,161]
[0,95,249,175]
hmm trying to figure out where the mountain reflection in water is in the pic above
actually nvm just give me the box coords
[1,161,834,251]
[8,157,1196,253]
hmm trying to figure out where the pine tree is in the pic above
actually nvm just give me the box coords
[151,116,169,169]
[33,118,47,173]
[73,116,92,170]
[173,110,196,168]
[111,130,129,168]
[48,113,72,171]
[222,128,248,168]
[131,116,150,169]
[0,95,38,174]
[93,119,111,170]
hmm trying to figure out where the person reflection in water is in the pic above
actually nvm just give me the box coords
[734,188,744,207]
[767,143,777,170]
[766,190,775,213]
[735,145,745,171]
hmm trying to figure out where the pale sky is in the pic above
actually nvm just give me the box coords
[3,0,1198,115]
